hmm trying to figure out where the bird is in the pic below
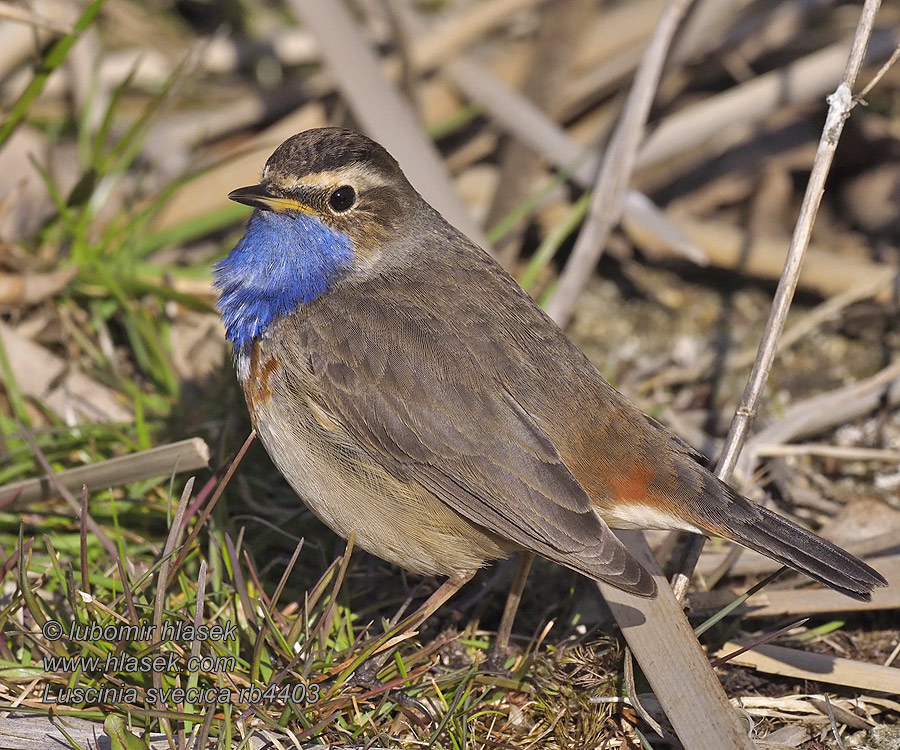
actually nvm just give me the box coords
[214,127,886,642]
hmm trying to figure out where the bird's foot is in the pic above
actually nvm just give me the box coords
[481,643,515,677]
[343,653,386,689]
[339,654,435,721]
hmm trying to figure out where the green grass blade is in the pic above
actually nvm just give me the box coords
[0,0,107,150]
[519,191,590,292]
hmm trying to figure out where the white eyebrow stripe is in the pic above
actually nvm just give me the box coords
[267,164,388,193]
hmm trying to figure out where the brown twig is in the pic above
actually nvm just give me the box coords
[715,638,900,693]
[0,1,72,34]
[441,55,692,255]
[670,0,886,601]
[151,475,195,744]
[623,647,667,738]
[857,40,900,99]
[690,554,900,618]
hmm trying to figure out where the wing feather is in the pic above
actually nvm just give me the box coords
[284,257,655,596]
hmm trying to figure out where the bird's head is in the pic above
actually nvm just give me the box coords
[214,128,417,349]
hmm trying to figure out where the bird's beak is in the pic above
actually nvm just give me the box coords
[227,184,314,214]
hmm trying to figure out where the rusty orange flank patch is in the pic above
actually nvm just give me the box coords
[244,343,280,409]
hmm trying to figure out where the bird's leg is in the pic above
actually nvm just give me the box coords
[484,551,534,673]
[396,572,474,633]
[350,573,472,684]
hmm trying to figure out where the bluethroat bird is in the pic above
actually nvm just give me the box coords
[215,128,886,649]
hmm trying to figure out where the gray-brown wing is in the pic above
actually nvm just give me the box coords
[290,288,655,596]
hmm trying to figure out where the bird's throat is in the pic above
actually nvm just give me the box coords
[214,209,354,359]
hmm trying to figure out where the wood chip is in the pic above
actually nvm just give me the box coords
[715,640,900,693]
[759,723,810,748]
[808,697,874,730]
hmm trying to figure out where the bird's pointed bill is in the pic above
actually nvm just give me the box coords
[228,184,314,214]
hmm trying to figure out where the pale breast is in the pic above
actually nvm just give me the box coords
[240,338,511,579]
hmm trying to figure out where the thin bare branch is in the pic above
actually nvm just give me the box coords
[857,40,900,99]
[671,0,886,600]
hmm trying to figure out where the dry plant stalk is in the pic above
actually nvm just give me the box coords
[672,0,887,600]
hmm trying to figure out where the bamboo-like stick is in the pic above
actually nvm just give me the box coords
[598,531,756,748]
[0,437,209,508]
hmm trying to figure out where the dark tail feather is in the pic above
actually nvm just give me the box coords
[704,484,887,601]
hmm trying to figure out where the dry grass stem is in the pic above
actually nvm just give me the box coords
[624,214,898,300]
[546,0,695,327]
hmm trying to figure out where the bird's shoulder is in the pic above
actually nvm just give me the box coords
[256,236,655,594]
[290,237,594,383]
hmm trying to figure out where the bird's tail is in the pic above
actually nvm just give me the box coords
[696,477,887,601]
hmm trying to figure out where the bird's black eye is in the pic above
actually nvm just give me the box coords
[328,185,356,212]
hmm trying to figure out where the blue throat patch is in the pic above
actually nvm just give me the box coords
[214,209,354,350]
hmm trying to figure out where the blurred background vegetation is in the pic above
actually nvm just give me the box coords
[1,0,900,747]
